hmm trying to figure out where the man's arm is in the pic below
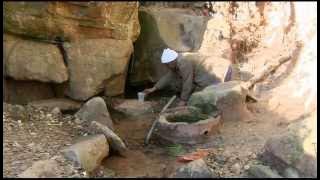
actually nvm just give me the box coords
[154,70,175,90]
[179,60,194,102]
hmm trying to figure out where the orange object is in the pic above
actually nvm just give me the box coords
[177,149,210,163]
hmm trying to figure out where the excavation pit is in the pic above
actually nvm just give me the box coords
[154,106,221,145]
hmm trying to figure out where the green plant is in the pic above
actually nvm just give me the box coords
[166,143,186,157]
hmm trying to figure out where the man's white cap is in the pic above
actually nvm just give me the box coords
[161,48,178,64]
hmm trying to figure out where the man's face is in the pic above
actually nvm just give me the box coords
[166,60,177,71]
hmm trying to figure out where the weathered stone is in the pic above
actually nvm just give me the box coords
[4,103,28,121]
[18,159,60,178]
[28,98,82,112]
[188,81,252,121]
[262,117,317,178]
[283,167,300,178]
[4,34,68,83]
[104,73,127,97]
[248,164,282,178]
[64,38,133,100]
[129,7,208,84]
[89,121,127,157]
[75,97,114,130]
[62,134,109,173]
[113,99,154,117]
[51,107,62,117]
[231,163,241,174]
[172,159,215,178]
[4,2,140,41]
[4,78,55,105]
[155,106,221,145]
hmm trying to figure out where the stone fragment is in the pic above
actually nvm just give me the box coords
[62,134,109,173]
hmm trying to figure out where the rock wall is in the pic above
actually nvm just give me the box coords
[4,1,140,102]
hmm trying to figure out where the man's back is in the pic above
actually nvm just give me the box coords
[177,53,222,90]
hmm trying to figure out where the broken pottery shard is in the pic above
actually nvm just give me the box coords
[75,97,114,130]
[62,134,109,173]
[89,121,128,157]
[18,159,60,178]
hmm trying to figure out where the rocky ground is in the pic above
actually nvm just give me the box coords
[3,103,87,177]
[2,93,314,178]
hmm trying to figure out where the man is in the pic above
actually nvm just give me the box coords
[143,48,223,106]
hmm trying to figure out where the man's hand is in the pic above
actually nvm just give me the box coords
[143,87,157,96]
[177,99,187,107]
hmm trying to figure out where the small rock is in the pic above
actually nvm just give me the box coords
[74,118,81,124]
[215,155,226,164]
[89,121,128,156]
[244,165,250,170]
[231,163,241,174]
[51,107,61,116]
[172,159,215,178]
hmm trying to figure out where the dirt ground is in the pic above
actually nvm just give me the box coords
[3,104,86,177]
[2,95,293,178]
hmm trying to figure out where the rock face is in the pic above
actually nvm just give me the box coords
[4,2,140,41]
[172,159,215,178]
[18,159,60,178]
[4,1,140,100]
[28,98,82,111]
[62,134,109,173]
[129,7,208,84]
[4,78,55,105]
[89,121,128,157]
[4,34,68,83]
[188,81,252,121]
[75,97,114,130]
[64,39,133,100]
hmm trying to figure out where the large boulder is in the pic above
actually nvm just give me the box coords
[75,97,114,130]
[129,7,208,84]
[261,111,317,178]
[4,2,140,41]
[62,134,109,173]
[188,81,252,121]
[64,38,133,100]
[89,121,128,157]
[4,34,68,83]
